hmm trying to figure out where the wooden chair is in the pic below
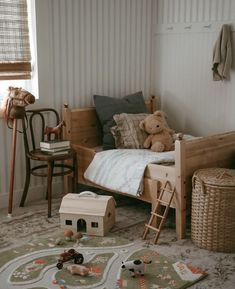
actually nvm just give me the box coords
[20,108,77,217]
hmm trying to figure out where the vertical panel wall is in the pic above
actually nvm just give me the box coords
[152,0,235,135]
[0,0,154,207]
[45,0,154,111]
[1,0,234,208]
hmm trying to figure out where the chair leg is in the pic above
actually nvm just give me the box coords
[20,158,31,207]
[73,153,78,193]
[47,161,54,218]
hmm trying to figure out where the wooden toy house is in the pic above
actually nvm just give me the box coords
[59,192,116,236]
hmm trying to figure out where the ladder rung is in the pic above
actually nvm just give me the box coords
[145,224,160,232]
[162,189,174,194]
[143,184,176,244]
[157,200,169,206]
[151,212,165,218]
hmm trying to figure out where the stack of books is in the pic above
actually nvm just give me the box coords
[40,140,70,155]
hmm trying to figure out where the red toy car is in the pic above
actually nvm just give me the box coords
[56,249,84,269]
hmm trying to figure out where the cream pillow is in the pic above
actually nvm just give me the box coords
[111,113,149,149]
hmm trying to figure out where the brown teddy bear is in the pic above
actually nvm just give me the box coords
[139,110,175,152]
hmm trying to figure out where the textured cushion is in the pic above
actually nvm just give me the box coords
[93,91,147,149]
[111,113,149,149]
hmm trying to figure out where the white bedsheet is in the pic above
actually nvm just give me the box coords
[84,149,175,196]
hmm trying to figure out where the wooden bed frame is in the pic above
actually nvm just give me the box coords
[62,98,235,240]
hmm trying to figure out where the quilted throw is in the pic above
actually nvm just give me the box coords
[84,149,175,196]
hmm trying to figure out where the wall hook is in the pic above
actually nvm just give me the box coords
[203,24,211,29]
[167,26,173,30]
[184,25,192,29]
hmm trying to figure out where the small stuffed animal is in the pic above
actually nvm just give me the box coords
[139,110,175,152]
[67,264,89,276]
[121,259,152,277]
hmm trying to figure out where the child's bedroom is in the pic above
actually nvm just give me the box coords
[0,0,235,288]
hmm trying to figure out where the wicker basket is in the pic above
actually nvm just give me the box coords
[191,168,235,252]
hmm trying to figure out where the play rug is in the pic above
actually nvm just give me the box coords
[117,248,207,289]
[0,232,206,289]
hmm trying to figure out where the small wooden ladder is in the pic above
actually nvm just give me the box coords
[143,181,176,244]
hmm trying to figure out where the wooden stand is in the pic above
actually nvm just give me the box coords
[7,117,23,217]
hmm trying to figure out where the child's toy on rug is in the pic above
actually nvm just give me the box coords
[139,110,175,152]
[80,235,92,243]
[52,279,67,289]
[67,264,89,276]
[64,229,74,241]
[121,259,152,277]
[55,237,64,246]
[74,232,83,243]
[56,249,84,270]
[59,192,116,236]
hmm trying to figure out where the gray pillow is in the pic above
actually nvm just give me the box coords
[93,91,147,149]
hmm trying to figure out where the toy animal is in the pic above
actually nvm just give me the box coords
[44,120,65,140]
[67,264,89,276]
[0,86,35,127]
[139,110,174,152]
[121,259,152,277]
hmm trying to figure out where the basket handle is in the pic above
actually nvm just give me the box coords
[192,175,206,194]
[215,170,233,180]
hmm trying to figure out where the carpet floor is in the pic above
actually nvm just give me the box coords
[0,192,234,289]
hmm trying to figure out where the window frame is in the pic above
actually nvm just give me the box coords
[0,0,38,104]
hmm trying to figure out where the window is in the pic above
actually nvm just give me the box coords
[0,0,38,103]
[65,220,72,226]
[0,0,31,80]
[91,222,99,228]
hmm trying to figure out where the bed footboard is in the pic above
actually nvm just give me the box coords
[174,132,235,239]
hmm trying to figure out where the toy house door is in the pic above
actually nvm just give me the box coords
[77,219,86,232]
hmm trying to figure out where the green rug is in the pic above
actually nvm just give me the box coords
[0,232,206,289]
[118,248,207,289]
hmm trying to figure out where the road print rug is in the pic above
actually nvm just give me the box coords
[117,248,207,289]
[0,232,206,289]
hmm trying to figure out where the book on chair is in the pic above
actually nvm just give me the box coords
[40,146,71,152]
[40,139,70,149]
[41,149,70,156]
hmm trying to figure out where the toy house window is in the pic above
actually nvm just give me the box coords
[91,222,99,228]
[65,220,72,225]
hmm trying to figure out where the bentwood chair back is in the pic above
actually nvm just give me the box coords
[20,108,77,217]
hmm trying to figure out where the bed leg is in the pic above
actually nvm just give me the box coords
[175,203,186,240]
[174,140,187,240]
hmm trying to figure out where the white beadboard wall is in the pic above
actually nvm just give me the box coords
[1,0,235,209]
[0,0,154,208]
[152,0,235,135]
[42,0,154,111]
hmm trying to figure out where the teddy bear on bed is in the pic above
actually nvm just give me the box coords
[139,110,182,152]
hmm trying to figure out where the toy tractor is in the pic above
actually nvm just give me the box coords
[56,249,84,269]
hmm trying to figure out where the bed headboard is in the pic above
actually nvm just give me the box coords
[62,96,156,147]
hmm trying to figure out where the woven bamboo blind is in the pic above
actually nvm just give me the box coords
[0,0,31,80]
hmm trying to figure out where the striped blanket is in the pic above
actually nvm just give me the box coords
[84,149,175,196]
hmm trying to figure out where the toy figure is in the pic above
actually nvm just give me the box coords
[56,249,84,270]
[121,259,152,277]
[67,264,89,276]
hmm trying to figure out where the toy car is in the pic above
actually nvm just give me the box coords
[56,249,84,269]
